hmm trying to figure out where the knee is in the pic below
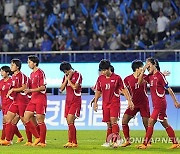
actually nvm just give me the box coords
[148,118,155,126]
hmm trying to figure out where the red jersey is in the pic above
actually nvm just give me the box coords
[30,68,46,98]
[96,73,124,108]
[63,71,82,103]
[124,74,149,107]
[144,71,167,108]
[11,71,29,104]
[0,78,13,106]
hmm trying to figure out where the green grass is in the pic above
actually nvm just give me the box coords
[0,130,180,154]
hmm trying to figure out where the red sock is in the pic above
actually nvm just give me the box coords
[112,123,119,142]
[166,125,178,144]
[1,123,6,140]
[112,123,119,134]
[5,123,13,141]
[25,121,39,138]
[13,125,22,138]
[144,126,153,145]
[38,123,47,144]
[68,124,72,143]
[145,126,148,132]
[106,127,112,142]
[36,125,40,135]
[68,124,77,144]
[122,124,130,142]
[25,126,32,143]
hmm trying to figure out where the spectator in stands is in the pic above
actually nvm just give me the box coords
[145,14,157,42]
[89,33,101,50]
[41,34,52,51]
[119,34,131,50]
[16,1,27,20]
[77,30,88,50]
[4,0,14,18]
[18,32,28,50]
[4,29,13,41]
[151,0,163,19]
[157,11,170,41]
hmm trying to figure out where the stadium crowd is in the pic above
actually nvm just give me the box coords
[0,0,180,56]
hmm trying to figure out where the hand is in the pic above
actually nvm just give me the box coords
[163,70,170,76]
[93,102,98,112]
[143,63,149,72]
[24,89,31,94]
[128,101,134,111]
[0,104,2,111]
[90,97,95,107]
[174,101,180,108]
[6,89,13,98]
[67,71,73,80]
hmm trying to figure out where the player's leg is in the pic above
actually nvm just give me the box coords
[101,122,112,147]
[160,119,179,149]
[121,107,138,147]
[0,115,6,143]
[66,114,77,146]
[24,110,40,145]
[160,112,179,149]
[31,115,40,135]
[11,115,23,143]
[121,113,133,147]
[2,111,16,145]
[36,113,46,147]
[137,109,159,149]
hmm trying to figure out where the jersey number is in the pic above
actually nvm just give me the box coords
[105,83,110,90]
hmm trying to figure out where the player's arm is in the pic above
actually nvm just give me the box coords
[29,85,46,93]
[121,87,134,110]
[7,84,27,97]
[90,93,101,107]
[167,87,180,108]
[138,64,148,85]
[93,90,101,112]
[60,76,68,92]
[67,78,79,90]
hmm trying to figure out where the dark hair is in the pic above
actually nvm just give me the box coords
[11,59,22,70]
[99,59,111,70]
[131,60,144,72]
[146,57,160,71]
[60,61,72,72]
[0,66,13,76]
[28,55,39,66]
[99,64,114,72]
[110,65,114,73]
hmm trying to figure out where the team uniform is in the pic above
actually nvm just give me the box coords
[96,73,124,122]
[144,71,167,121]
[26,68,47,114]
[8,72,29,117]
[142,71,178,146]
[25,68,47,145]
[124,74,150,118]
[63,71,82,118]
[0,78,14,115]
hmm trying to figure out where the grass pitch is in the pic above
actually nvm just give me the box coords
[0,130,180,154]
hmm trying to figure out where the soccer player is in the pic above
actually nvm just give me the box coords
[60,61,83,148]
[137,57,180,149]
[1,59,29,146]
[24,55,47,147]
[121,60,150,147]
[93,59,134,148]
[0,66,23,144]
[91,65,116,147]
